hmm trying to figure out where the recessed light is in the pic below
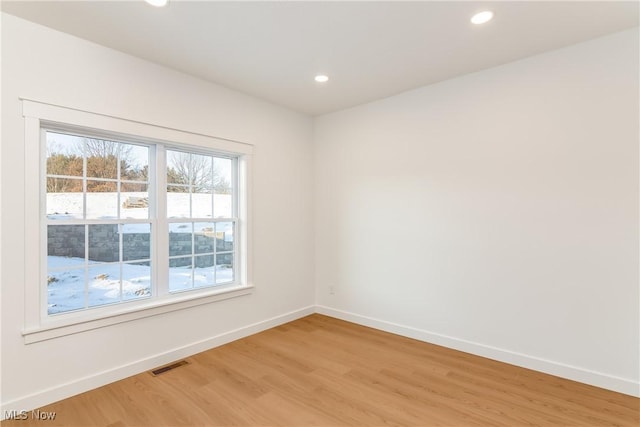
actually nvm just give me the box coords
[315,75,329,83]
[145,0,168,7]
[471,11,494,25]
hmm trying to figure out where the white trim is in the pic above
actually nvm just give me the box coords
[3,306,315,418]
[22,99,253,155]
[315,305,640,398]
[23,285,255,344]
[3,304,637,417]
[24,116,42,332]
[22,99,255,342]
[238,154,252,289]
[154,144,168,297]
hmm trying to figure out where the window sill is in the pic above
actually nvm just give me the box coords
[22,284,254,344]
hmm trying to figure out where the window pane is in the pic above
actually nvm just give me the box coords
[87,180,117,219]
[121,183,148,219]
[167,150,190,185]
[191,154,213,190]
[88,264,121,307]
[192,190,213,218]
[48,268,86,314]
[122,261,151,301]
[86,179,117,192]
[213,194,233,219]
[46,153,83,177]
[167,185,189,218]
[194,222,215,254]
[48,225,85,267]
[169,223,192,256]
[214,157,233,218]
[169,257,193,292]
[169,256,193,268]
[194,255,215,287]
[121,181,149,192]
[216,253,234,284]
[85,139,118,179]
[46,132,83,177]
[47,178,83,220]
[120,144,149,182]
[88,224,120,263]
[216,222,234,252]
[123,223,150,261]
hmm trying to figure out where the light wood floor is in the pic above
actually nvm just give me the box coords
[3,314,638,426]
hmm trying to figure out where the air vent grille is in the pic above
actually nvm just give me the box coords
[150,360,189,376]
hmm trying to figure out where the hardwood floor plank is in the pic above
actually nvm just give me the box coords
[2,314,638,426]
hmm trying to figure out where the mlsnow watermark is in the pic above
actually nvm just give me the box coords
[3,409,57,421]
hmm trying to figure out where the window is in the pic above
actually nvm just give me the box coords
[46,131,153,314]
[22,100,253,342]
[165,150,236,292]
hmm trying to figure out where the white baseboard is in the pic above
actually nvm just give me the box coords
[3,302,637,418]
[315,305,640,398]
[1,306,315,417]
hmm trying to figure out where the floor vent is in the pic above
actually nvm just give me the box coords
[150,360,189,376]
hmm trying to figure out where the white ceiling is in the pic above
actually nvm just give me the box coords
[2,1,638,116]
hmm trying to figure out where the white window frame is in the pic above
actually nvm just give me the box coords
[22,99,254,344]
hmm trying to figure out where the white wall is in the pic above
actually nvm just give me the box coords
[1,12,638,410]
[314,28,639,396]
[1,13,315,410]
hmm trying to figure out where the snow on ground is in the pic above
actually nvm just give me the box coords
[47,192,232,220]
[46,192,235,314]
[48,256,234,315]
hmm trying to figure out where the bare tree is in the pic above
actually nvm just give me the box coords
[83,138,133,160]
[46,137,147,193]
[167,152,231,193]
[167,152,211,190]
[81,138,147,189]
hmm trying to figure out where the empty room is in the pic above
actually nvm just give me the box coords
[1,1,638,426]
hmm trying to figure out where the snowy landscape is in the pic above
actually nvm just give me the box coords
[47,255,234,314]
[47,192,232,220]
[47,192,234,315]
